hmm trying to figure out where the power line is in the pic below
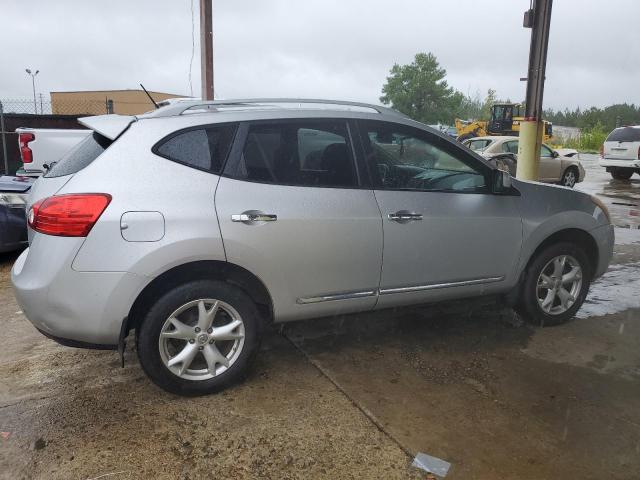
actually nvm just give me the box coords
[188,0,195,97]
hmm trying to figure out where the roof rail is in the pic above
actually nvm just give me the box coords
[140,98,408,119]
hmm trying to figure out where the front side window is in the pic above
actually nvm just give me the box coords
[225,120,357,188]
[359,121,487,192]
[540,145,554,157]
[154,124,237,173]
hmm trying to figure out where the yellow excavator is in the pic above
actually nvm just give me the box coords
[455,103,553,142]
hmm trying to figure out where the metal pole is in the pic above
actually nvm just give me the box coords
[0,102,8,176]
[200,0,214,100]
[517,0,553,181]
[31,75,37,114]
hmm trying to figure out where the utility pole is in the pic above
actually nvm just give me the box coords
[200,0,214,100]
[517,0,553,181]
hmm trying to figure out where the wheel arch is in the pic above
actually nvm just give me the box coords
[506,228,598,306]
[123,260,274,340]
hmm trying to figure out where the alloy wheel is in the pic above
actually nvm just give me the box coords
[159,299,245,380]
[536,255,583,315]
[563,170,576,187]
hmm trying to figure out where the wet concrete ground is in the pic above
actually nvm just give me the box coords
[1,158,639,479]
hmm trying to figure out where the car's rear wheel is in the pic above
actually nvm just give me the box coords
[610,168,634,180]
[560,167,578,188]
[517,242,591,326]
[137,280,262,395]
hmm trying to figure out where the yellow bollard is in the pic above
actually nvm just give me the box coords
[516,120,543,181]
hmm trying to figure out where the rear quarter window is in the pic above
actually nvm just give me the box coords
[153,124,237,173]
[44,132,112,178]
[606,127,640,142]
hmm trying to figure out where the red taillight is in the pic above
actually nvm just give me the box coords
[19,132,35,164]
[28,194,112,237]
[599,144,604,158]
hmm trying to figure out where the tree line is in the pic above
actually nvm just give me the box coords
[380,52,639,132]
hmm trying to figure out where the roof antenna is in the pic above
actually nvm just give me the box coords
[140,83,160,109]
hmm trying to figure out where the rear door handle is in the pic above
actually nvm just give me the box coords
[388,211,423,222]
[231,212,278,223]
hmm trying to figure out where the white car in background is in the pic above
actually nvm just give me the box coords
[464,136,585,188]
[599,125,640,180]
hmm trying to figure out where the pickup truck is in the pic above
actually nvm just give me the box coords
[17,127,90,176]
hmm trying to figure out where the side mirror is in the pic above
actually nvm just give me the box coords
[552,150,559,158]
[492,169,512,194]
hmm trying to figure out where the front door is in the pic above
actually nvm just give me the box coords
[356,120,523,309]
[215,119,383,322]
[539,144,562,182]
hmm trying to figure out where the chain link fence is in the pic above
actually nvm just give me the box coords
[0,98,112,116]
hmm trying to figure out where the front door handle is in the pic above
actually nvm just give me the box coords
[231,212,278,223]
[388,211,423,222]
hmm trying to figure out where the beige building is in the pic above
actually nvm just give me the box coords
[51,89,184,115]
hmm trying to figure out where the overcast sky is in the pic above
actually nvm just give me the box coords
[2,0,639,111]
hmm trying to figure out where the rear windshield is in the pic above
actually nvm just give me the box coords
[606,127,640,142]
[44,132,112,178]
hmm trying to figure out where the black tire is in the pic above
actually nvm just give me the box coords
[137,280,263,396]
[516,242,591,327]
[610,168,633,180]
[559,166,578,188]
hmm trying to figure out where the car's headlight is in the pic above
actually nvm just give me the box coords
[0,193,28,209]
[591,195,611,224]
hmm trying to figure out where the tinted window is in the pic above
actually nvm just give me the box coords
[359,121,487,192]
[606,127,640,142]
[155,124,236,173]
[44,132,111,178]
[226,121,357,188]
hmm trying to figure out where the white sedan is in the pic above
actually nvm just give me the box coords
[463,136,586,188]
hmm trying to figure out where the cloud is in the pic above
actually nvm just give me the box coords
[1,0,638,110]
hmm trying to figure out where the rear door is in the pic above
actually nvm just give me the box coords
[604,127,640,160]
[215,119,383,322]
[356,120,522,309]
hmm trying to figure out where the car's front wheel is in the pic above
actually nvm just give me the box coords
[137,280,263,395]
[517,242,591,326]
[559,167,578,188]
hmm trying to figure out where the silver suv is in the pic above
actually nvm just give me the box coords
[12,99,614,395]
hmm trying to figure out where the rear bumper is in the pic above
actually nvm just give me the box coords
[598,159,640,169]
[591,224,615,279]
[11,238,146,346]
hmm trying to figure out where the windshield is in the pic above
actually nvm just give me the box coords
[606,127,640,142]
[44,132,112,178]
[466,139,493,152]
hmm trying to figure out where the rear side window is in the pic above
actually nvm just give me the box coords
[606,127,640,142]
[154,124,237,173]
[44,132,111,178]
[224,120,358,188]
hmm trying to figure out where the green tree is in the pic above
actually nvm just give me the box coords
[480,89,497,120]
[380,52,464,124]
